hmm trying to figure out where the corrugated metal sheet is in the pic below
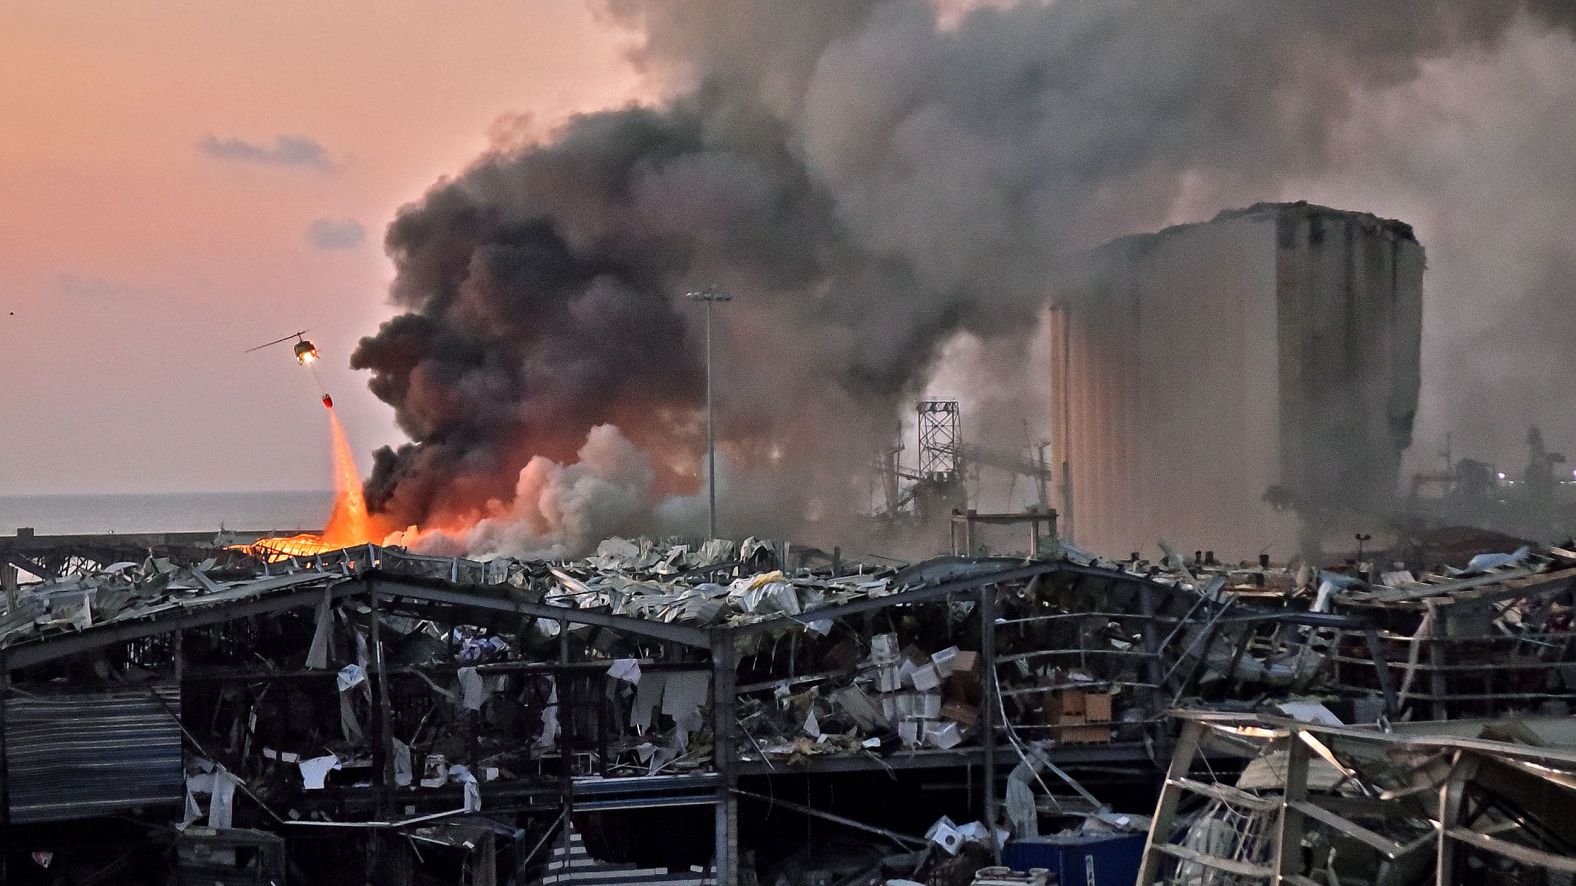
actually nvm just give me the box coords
[5,683,183,822]
[543,825,712,886]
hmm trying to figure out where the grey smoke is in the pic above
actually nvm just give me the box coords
[390,423,656,559]
[306,218,366,250]
[1273,27,1576,472]
[199,134,335,171]
[354,0,1576,553]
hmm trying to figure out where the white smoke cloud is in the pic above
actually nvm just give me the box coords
[389,424,655,559]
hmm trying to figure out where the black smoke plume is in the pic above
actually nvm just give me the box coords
[354,0,1576,555]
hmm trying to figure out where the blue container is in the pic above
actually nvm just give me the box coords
[1001,832,1146,886]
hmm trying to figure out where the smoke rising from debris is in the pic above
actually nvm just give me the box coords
[353,0,1576,555]
[384,424,658,559]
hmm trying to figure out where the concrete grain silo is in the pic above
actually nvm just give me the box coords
[1050,201,1423,561]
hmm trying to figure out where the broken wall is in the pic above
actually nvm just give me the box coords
[1274,204,1425,522]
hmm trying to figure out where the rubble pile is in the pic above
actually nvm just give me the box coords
[1,526,1573,884]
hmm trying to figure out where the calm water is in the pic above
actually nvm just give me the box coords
[0,490,333,536]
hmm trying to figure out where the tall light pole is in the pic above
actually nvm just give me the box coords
[686,286,733,540]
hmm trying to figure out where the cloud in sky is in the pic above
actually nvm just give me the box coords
[305,217,365,250]
[55,273,147,302]
[198,133,335,171]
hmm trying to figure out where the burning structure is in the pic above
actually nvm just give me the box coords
[1052,202,1424,563]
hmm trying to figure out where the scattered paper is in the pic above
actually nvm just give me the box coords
[447,764,482,812]
[298,755,338,790]
[209,769,239,829]
[180,786,202,831]
[336,664,366,692]
[458,666,486,711]
[926,816,963,855]
[392,739,413,787]
[631,671,667,728]
[1276,701,1344,726]
[1468,546,1530,573]
[536,679,560,749]
[608,658,642,685]
[661,671,710,719]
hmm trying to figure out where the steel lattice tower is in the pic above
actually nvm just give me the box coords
[916,399,961,481]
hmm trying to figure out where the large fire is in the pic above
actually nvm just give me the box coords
[248,407,379,560]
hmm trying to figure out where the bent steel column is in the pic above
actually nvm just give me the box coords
[980,582,1000,862]
[711,628,739,885]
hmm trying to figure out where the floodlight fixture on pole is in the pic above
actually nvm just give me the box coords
[685,286,733,541]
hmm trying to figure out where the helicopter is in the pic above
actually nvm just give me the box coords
[247,330,319,365]
[246,331,333,408]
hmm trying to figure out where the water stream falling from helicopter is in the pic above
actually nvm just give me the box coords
[243,332,375,558]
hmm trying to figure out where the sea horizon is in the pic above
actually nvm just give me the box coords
[0,489,335,536]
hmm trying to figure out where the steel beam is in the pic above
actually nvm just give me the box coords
[711,627,739,886]
[5,581,357,671]
[732,561,1066,638]
[365,576,711,647]
[1436,753,1468,886]
[1136,719,1204,885]
[979,582,1000,862]
[733,789,927,849]
[3,555,55,581]
[1273,728,1311,880]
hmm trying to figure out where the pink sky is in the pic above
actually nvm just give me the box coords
[0,2,646,493]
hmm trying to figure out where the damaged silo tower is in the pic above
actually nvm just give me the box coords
[1052,201,1424,560]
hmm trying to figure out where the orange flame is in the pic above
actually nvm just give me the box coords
[320,408,370,546]
[247,406,379,560]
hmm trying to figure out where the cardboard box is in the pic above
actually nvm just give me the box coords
[1043,689,1087,723]
[899,718,929,748]
[924,721,964,750]
[931,646,960,677]
[870,633,900,664]
[1057,723,1111,745]
[1084,692,1112,724]
[893,691,915,718]
[910,663,942,692]
[876,664,901,693]
[1042,689,1111,725]
[940,700,978,728]
[944,668,982,704]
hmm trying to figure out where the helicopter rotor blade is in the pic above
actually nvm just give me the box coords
[243,329,311,353]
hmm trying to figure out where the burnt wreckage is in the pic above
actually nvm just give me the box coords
[0,526,1571,885]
